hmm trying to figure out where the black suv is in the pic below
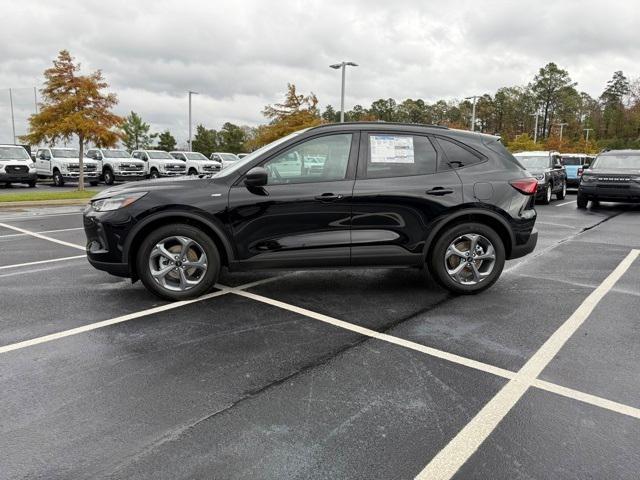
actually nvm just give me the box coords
[83,123,538,300]
[577,149,640,208]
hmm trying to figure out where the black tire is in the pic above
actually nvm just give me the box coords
[52,170,64,187]
[103,169,115,185]
[188,168,198,176]
[28,180,36,188]
[539,184,552,204]
[556,180,566,200]
[576,192,588,208]
[429,222,505,295]
[136,224,221,300]
[89,181,99,187]
[149,169,160,179]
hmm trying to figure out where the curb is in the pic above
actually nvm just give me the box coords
[0,198,90,209]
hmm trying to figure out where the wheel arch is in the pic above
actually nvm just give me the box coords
[423,208,514,262]
[124,211,234,280]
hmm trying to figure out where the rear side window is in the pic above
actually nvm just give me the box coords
[437,138,484,169]
[364,134,437,179]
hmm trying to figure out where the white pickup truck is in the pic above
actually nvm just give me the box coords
[131,150,186,178]
[0,144,37,187]
[210,152,241,170]
[35,147,100,187]
[169,151,221,175]
[86,148,146,185]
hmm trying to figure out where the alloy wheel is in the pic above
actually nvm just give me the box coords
[546,185,552,203]
[444,233,496,285]
[148,236,208,292]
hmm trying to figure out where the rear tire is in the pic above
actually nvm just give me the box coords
[429,222,505,295]
[577,192,588,208]
[556,181,566,200]
[136,224,221,300]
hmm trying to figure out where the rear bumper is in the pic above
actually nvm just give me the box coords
[507,229,538,260]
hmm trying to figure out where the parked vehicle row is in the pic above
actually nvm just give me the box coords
[35,147,100,187]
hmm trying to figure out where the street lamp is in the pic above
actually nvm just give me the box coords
[188,90,199,151]
[554,122,568,142]
[330,61,358,123]
[465,95,480,132]
[583,128,593,143]
[530,111,541,143]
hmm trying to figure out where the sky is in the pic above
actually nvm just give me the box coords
[1,0,639,147]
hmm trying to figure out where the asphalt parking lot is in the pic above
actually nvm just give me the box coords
[1,196,639,479]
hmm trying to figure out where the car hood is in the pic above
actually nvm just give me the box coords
[586,167,640,175]
[93,175,221,200]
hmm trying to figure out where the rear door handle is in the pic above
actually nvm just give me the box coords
[425,187,454,196]
[315,193,343,201]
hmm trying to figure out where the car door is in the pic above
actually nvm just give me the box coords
[350,131,463,266]
[36,148,51,175]
[227,132,359,268]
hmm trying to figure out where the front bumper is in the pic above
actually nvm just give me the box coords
[159,171,186,177]
[0,172,37,182]
[84,208,132,277]
[579,183,640,202]
[507,229,538,260]
[63,171,99,180]
[114,172,146,181]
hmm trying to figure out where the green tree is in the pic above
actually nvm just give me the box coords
[120,111,157,151]
[600,71,630,139]
[369,98,397,121]
[191,124,218,157]
[157,130,177,151]
[21,50,122,190]
[508,133,540,152]
[530,63,576,138]
[217,122,246,153]
[322,105,340,123]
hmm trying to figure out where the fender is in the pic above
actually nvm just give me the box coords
[122,210,236,265]
[422,207,515,258]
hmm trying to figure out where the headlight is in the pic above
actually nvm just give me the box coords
[581,174,596,183]
[29,163,36,171]
[0,163,5,171]
[535,173,545,182]
[91,192,147,212]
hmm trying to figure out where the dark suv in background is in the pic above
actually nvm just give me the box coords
[577,149,640,208]
[83,123,538,300]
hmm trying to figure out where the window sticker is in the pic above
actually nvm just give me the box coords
[370,135,415,163]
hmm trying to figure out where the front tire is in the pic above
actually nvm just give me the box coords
[28,180,36,188]
[89,181,99,187]
[540,184,552,204]
[103,169,115,185]
[52,170,64,187]
[136,224,221,300]
[149,169,160,179]
[188,168,198,176]
[577,192,588,208]
[429,222,505,295]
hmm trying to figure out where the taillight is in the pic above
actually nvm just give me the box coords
[509,178,538,195]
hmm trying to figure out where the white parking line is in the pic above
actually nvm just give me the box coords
[415,248,639,480]
[555,200,576,207]
[0,255,86,271]
[0,211,81,222]
[0,222,85,251]
[0,227,84,239]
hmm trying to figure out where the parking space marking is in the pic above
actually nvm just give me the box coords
[226,286,516,380]
[0,227,84,239]
[0,255,86,271]
[555,200,576,207]
[415,248,639,480]
[0,211,81,222]
[0,222,85,251]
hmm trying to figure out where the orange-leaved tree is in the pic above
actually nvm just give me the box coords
[22,50,122,190]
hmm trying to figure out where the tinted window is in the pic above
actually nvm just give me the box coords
[438,138,483,168]
[364,134,437,179]
[561,156,582,166]
[263,134,352,185]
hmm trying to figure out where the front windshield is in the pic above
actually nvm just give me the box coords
[51,149,79,158]
[220,153,240,162]
[515,156,550,169]
[213,129,308,178]
[148,151,174,160]
[561,156,583,166]
[185,152,208,161]
[592,154,640,169]
[102,149,130,158]
[0,146,30,160]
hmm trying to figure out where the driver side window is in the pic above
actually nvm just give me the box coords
[263,134,352,185]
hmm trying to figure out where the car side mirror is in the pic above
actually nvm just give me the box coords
[554,162,563,169]
[244,167,268,187]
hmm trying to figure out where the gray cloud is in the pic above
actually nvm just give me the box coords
[1,0,638,145]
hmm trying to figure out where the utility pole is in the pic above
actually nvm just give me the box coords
[554,122,568,142]
[583,128,593,143]
[330,61,358,122]
[188,90,198,151]
[33,87,38,114]
[465,95,480,131]
[9,88,16,144]
[530,112,540,143]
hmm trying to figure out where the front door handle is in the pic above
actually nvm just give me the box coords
[315,193,343,201]
[425,187,454,196]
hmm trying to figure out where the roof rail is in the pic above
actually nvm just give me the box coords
[306,121,450,131]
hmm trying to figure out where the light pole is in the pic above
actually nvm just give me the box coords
[188,90,198,151]
[554,122,568,142]
[9,88,16,144]
[530,112,540,143]
[583,128,593,143]
[330,61,358,122]
[465,95,480,131]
